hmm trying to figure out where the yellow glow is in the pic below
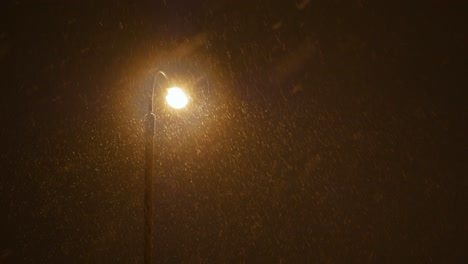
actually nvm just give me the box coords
[165,87,188,109]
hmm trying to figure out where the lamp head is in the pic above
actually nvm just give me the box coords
[165,87,188,109]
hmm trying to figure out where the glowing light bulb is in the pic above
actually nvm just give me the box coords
[165,87,188,109]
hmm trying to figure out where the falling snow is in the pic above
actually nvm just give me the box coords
[1,0,465,263]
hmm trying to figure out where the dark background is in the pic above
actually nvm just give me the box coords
[1,0,466,262]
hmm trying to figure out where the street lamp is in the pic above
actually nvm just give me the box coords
[145,71,188,264]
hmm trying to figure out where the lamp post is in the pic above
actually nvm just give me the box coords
[145,71,188,264]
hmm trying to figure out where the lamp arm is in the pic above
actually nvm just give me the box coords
[149,71,169,114]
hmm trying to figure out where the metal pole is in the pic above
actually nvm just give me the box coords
[145,77,156,264]
[144,107,155,264]
[144,71,167,264]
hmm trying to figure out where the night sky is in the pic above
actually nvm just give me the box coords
[1,0,466,262]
